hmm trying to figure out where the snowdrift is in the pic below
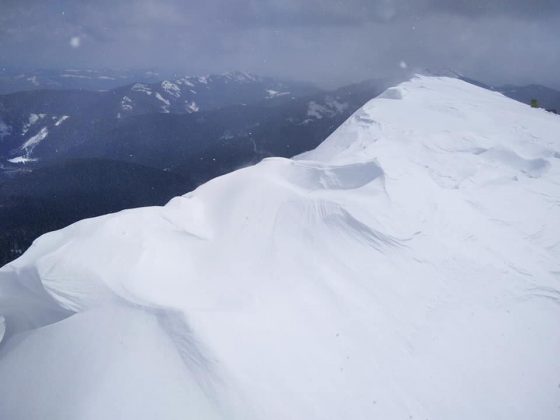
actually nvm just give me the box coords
[1,76,559,419]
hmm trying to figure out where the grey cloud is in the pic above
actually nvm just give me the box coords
[419,0,560,18]
[0,0,558,90]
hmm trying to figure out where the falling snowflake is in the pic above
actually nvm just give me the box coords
[70,36,81,48]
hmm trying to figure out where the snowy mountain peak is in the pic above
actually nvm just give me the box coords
[305,76,559,167]
[0,76,559,420]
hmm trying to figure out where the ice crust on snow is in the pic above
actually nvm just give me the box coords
[0,76,559,420]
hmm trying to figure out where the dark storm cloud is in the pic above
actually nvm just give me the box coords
[1,0,559,89]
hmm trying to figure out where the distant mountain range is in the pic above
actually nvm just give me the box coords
[459,76,560,112]
[0,72,558,264]
[0,71,318,164]
[497,84,560,112]
[0,75,382,169]
[0,68,167,94]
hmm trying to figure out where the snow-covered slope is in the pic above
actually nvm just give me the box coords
[1,76,559,420]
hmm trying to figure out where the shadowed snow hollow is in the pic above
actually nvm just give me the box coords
[1,76,559,420]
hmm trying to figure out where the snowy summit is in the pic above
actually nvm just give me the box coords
[0,76,559,419]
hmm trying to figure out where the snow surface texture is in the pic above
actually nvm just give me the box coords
[1,76,559,420]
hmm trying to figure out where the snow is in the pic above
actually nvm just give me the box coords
[120,96,133,112]
[1,76,559,420]
[177,77,195,87]
[21,126,48,151]
[131,83,153,95]
[266,89,290,98]
[185,100,199,113]
[325,96,348,113]
[7,155,38,163]
[304,97,349,123]
[0,306,228,419]
[30,113,44,124]
[0,316,4,343]
[161,80,181,98]
[54,115,70,126]
[155,92,171,112]
[306,100,327,119]
[22,113,46,135]
[60,74,89,79]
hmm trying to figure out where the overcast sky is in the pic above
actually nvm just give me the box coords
[1,0,559,88]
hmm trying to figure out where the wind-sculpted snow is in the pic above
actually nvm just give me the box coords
[1,76,559,419]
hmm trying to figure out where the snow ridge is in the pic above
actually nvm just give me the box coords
[0,76,559,420]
